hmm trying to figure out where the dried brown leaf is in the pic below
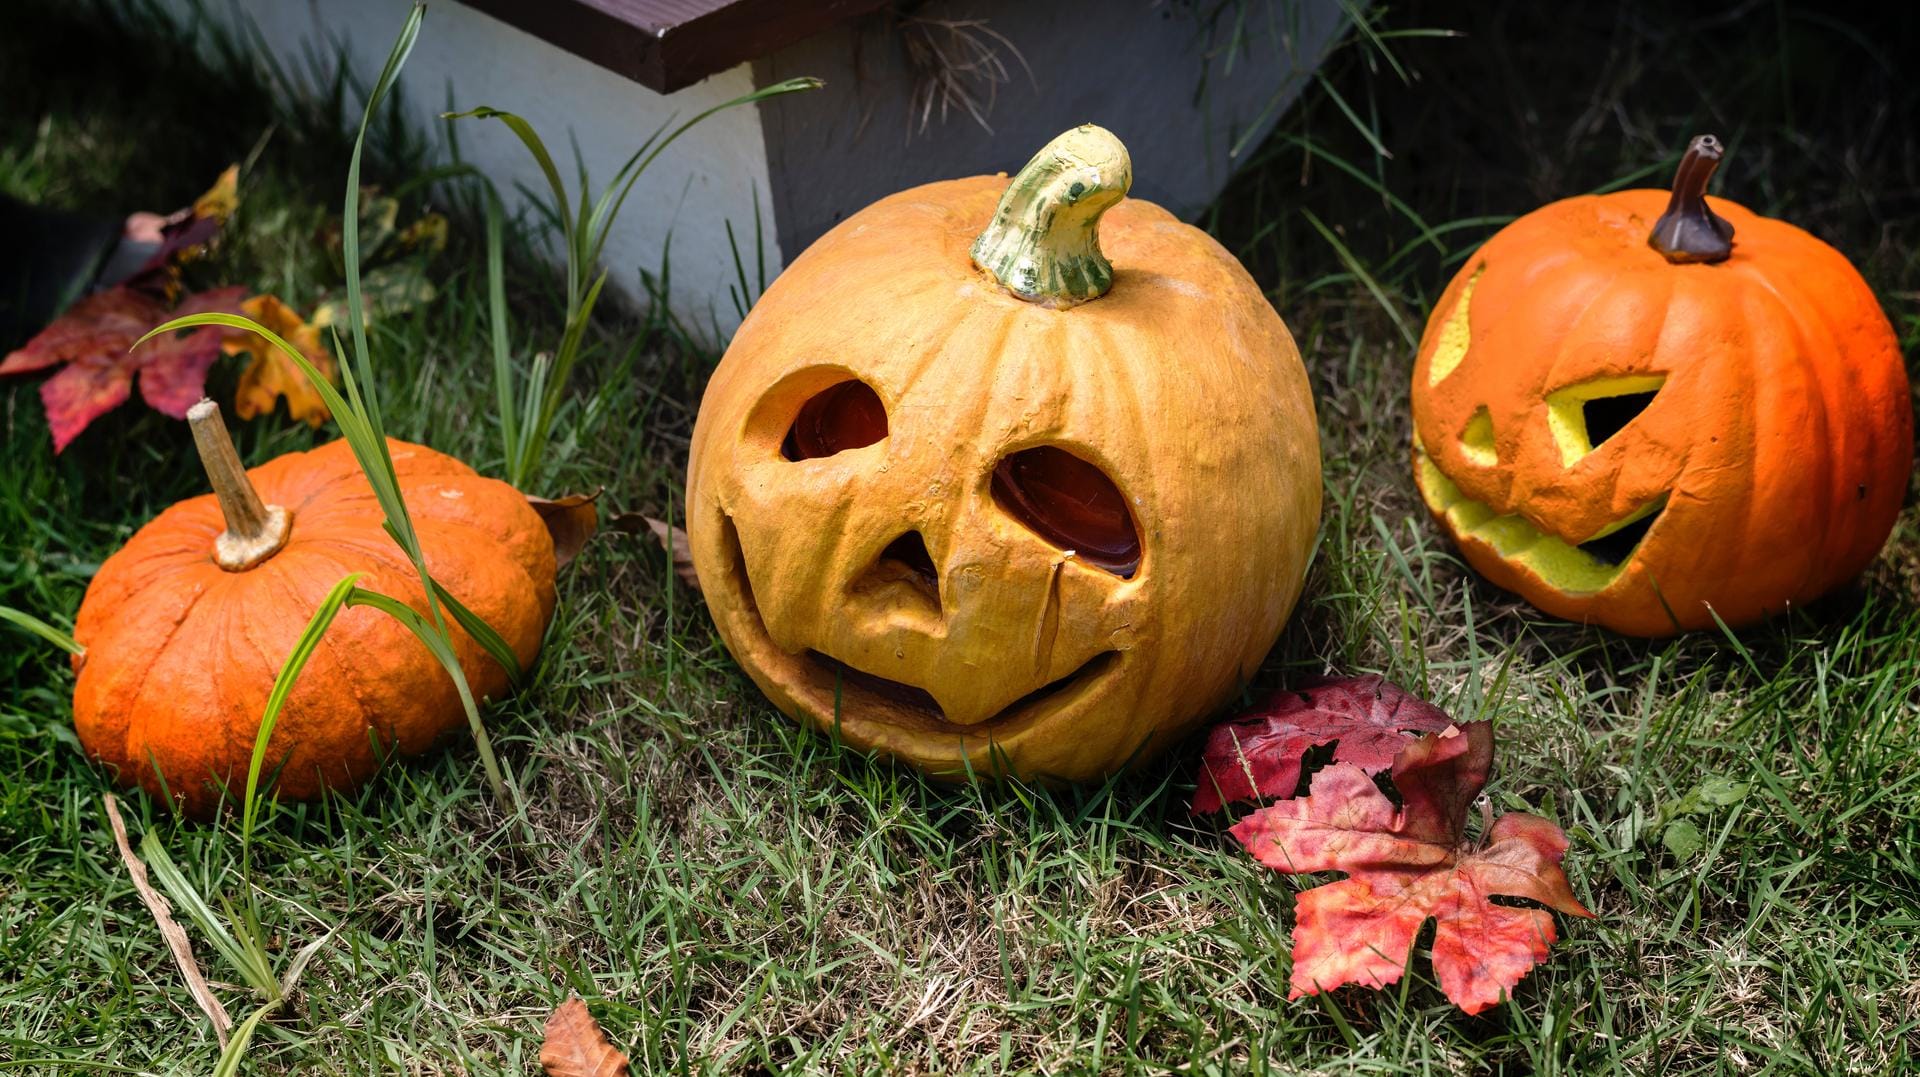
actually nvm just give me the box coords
[102,793,233,1046]
[610,513,700,593]
[541,997,629,1077]
[528,490,602,570]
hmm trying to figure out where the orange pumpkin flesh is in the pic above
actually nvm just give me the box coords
[1412,136,1913,636]
[71,403,555,817]
[687,126,1323,782]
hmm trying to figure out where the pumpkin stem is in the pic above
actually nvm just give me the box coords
[971,124,1132,307]
[1648,134,1735,264]
[187,398,291,571]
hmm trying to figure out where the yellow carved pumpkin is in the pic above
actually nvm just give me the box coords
[686,125,1322,782]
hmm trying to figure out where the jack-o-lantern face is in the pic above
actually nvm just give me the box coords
[687,126,1321,781]
[1412,136,1913,636]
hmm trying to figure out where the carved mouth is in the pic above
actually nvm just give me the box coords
[1415,451,1666,594]
[804,649,1119,734]
[713,514,1120,735]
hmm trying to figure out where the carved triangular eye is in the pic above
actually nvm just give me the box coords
[1546,375,1666,465]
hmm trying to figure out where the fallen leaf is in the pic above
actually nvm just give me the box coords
[541,997,629,1077]
[224,294,337,426]
[102,793,233,1047]
[399,212,449,255]
[528,490,602,569]
[123,165,240,288]
[1,285,248,451]
[366,261,438,320]
[1193,674,1454,813]
[611,513,700,593]
[1229,720,1594,1014]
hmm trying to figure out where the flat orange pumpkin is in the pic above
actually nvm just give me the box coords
[71,401,555,816]
[1412,136,1913,636]
[686,125,1322,782]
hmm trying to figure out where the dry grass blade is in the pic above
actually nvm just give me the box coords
[610,513,699,593]
[527,489,602,569]
[899,16,1030,136]
[102,794,233,1048]
[541,997,629,1077]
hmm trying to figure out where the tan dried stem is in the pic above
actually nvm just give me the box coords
[187,398,291,571]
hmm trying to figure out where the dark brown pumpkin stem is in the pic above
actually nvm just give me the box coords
[187,398,291,571]
[1648,135,1735,264]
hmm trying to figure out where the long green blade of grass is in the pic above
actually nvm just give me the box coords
[0,605,82,655]
[138,835,279,998]
[446,75,821,489]
[240,574,363,879]
[346,586,503,801]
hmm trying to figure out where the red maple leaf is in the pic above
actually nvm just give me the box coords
[1229,720,1593,1014]
[1194,675,1454,813]
[0,284,248,451]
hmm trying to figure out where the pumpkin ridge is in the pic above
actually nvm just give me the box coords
[896,278,1003,412]
[228,568,306,797]
[1730,262,1858,594]
[111,575,221,791]
[1088,312,1154,554]
[300,533,421,578]
[411,514,547,617]
[956,303,1023,450]
[279,543,400,757]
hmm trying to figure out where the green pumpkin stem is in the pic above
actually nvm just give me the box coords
[971,124,1132,307]
[1648,134,1735,265]
[187,398,291,571]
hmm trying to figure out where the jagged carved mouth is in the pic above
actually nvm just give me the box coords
[1415,452,1666,594]
[715,514,1119,735]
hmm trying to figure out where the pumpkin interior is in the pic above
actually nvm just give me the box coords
[1545,374,1667,464]
[781,378,888,460]
[990,446,1141,577]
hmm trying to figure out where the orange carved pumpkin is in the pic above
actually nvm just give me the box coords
[71,401,555,816]
[1412,136,1913,636]
[686,125,1322,782]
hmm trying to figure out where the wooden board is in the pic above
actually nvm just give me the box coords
[459,0,891,93]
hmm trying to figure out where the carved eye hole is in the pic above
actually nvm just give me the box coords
[782,379,888,461]
[1547,375,1667,465]
[991,446,1140,577]
[1584,387,1663,447]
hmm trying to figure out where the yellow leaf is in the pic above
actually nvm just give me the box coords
[399,212,449,255]
[194,165,240,223]
[223,295,338,427]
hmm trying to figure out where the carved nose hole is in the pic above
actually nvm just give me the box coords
[850,530,942,615]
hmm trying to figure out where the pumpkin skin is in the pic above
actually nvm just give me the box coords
[1412,139,1913,636]
[72,435,556,817]
[686,126,1321,783]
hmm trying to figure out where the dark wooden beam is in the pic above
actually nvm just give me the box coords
[457,0,890,93]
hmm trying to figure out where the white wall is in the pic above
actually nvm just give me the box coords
[159,0,783,341]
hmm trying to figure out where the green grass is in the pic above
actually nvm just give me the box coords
[3,0,1918,1073]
